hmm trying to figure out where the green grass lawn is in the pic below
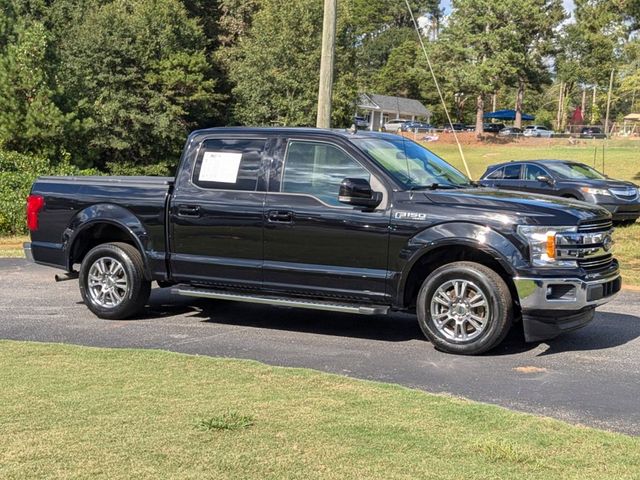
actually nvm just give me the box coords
[0,235,26,258]
[1,340,639,479]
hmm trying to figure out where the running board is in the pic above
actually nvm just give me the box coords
[172,286,390,315]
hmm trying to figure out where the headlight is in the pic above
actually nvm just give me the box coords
[517,225,578,267]
[580,187,611,196]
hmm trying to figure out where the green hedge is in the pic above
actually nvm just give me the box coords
[0,150,98,236]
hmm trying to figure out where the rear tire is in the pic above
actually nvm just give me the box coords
[79,242,151,319]
[417,261,513,355]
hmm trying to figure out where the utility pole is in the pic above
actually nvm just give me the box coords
[556,81,564,131]
[591,86,597,125]
[316,0,337,129]
[604,68,615,136]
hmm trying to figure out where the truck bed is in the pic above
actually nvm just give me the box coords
[29,175,173,277]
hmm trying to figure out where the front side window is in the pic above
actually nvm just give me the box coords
[192,138,265,191]
[524,164,548,180]
[282,141,370,206]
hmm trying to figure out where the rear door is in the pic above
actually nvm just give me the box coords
[262,136,391,303]
[492,164,523,191]
[169,135,271,287]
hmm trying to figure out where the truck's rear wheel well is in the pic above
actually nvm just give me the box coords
[69,223,138,269]
[403,245,519,312]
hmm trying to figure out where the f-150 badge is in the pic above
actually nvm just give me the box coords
[394,211,427,220]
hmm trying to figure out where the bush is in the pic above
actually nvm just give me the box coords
[0,149,98,236]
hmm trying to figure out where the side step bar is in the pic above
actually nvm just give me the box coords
[172,286,390,315]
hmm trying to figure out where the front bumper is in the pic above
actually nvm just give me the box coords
[599,203,640,221]
[514,272,621,342]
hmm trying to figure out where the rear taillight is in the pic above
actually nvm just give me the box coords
[26,194,45,231]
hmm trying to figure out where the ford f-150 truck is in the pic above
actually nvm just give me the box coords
[24,128,621,354]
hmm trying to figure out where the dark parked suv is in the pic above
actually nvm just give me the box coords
[580,127,606,139]
[479,160,640,224]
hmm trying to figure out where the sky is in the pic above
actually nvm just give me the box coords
[440,0,575,16]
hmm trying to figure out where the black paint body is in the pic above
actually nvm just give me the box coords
[29,128,618,312]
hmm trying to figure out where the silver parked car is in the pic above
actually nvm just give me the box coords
[383,118,409,132]
[523,125,553,138]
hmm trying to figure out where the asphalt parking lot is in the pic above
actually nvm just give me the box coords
[2,258,639,435]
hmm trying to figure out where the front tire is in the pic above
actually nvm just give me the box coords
[417,261,513,355]
[79,242,151,319]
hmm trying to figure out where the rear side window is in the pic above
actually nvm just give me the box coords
[192,138,266,191]
[503,164,521,180]
[282,141,370,206]
[486,167,503,179]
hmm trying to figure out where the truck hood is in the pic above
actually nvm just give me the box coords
[419,187,611,225]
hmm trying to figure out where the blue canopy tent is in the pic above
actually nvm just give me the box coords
[483,109,535,121]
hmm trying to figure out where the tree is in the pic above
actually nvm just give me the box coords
[435,0,513,135]
[0,20,66,156]
[500,0,564,128]
[56,0,224,169]
[350,0,440,94]
[373,40,429,100]
[556,0,627,128]
[227,0,357,127]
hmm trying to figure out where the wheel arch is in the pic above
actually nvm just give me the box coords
[396,224,524,311]
[64,204,151,279]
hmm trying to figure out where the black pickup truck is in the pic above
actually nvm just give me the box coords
[25,128,621,355]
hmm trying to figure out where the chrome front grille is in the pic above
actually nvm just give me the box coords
[578,254,613,270]
[558,222,614,271]
[610,187,638,200]
[578,219,613,233]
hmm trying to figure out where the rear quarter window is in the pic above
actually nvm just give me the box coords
[485,167,503,180]
[192,138,266,191]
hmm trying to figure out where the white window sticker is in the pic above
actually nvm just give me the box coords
[198,151,243,183]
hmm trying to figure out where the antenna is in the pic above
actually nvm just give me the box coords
[404,0,472,179]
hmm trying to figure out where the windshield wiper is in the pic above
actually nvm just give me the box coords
[409,183,459,191]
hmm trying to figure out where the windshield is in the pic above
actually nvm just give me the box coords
[351,137,469,189]
[546,162,606,180]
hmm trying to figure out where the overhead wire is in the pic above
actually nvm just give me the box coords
[404,0,472,179]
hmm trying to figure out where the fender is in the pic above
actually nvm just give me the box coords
[63,203,152,277]
[556,188,582,200]
[393,222,528,307]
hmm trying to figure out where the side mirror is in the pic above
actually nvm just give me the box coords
[339,178,382,209]
[536,175,554,185]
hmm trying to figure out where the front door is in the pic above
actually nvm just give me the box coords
[170,135,270,287]
[522,163,555,195]
[263,138,391,303]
